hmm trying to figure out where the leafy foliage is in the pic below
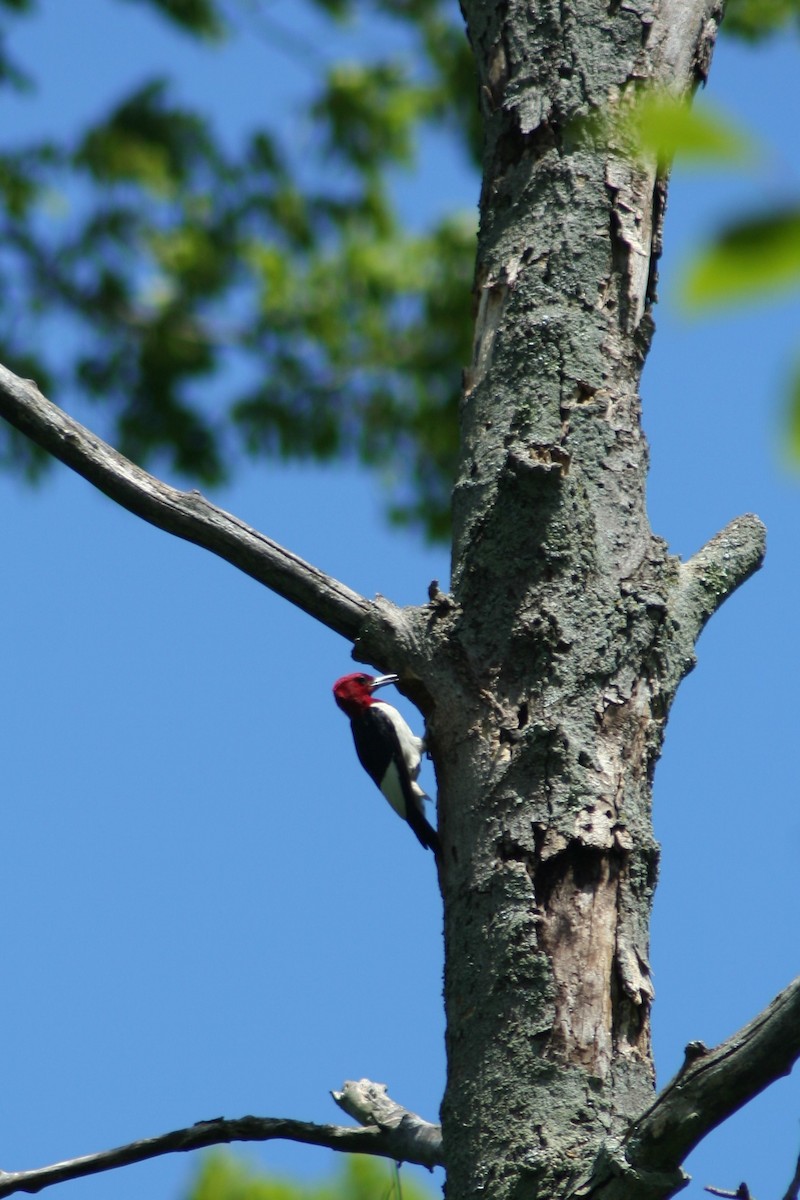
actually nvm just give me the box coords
[787,363,800,461]
[0,0,477,539]
[677,200,800,464]
[683,207,800,307]
[115,0,226,38]
[724,0,800,40]
[0,0,797,531]
[186,1153,434,1200]
[605,90,754,171]
[604,84,800,465]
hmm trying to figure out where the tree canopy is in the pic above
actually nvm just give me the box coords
[0,0,481,538]
[1,0,799,539]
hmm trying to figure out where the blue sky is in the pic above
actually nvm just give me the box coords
[0,5,798,1200]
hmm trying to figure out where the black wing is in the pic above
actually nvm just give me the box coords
[349,708,441,858]
[350,705,395,790]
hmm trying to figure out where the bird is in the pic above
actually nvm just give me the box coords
[332,672,441,859]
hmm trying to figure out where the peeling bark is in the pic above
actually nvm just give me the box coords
[430,1,766,1198]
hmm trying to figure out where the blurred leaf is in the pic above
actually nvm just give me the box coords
[308,0,352,16]
[115,0,226,38]
[608,90,754,170]
[683,208,800,307]
[0,0,477,540]
[76,80,216,191]
[0,150,41,217]
[723,0,800,39]
[0,0,795,543]
[416,11,480,165]
[786,362,800,462]
[0,35,32,90]
[313,61,432,171]
[234,210,474,539]
[148,224,231,293]
[187,1152,435,1200]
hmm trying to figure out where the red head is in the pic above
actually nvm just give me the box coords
[332,672,398,717]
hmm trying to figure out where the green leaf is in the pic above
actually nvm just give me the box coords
[723,0,800,40]
[312,61,431,170]
[114,0,226,39]
[786,363,800,462]
[308,0,352,16]
[682,208,800,308]
[0,0,479,540]
[187,1152,435,1200]
[0,151,39,216]
[148,223,230,293]
[75,80,215,192]
[614,90,755,170]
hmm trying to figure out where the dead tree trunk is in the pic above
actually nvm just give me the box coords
[379,3,767,1198]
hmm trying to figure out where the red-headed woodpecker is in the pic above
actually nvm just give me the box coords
[332,672,441,859]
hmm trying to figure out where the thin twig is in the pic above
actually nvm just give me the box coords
[673,513,767,648]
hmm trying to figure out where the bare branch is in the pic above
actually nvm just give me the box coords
[671,513,766,648]
[0,364,370,641]
[571,978,800,1200]
[332,1079,443,1166]
[704,1184,751,1200]
[0,1084,444,1197]
[625,975,800,1176]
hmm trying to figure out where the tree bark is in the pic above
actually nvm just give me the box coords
[417,2,763,1199]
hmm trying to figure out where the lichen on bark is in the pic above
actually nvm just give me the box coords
[412,2,767,1198]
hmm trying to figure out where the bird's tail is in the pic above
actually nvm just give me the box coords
[407,797,442,861]
[426,822,443,863]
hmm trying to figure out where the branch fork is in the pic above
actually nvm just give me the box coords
[577,975,800,1200]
